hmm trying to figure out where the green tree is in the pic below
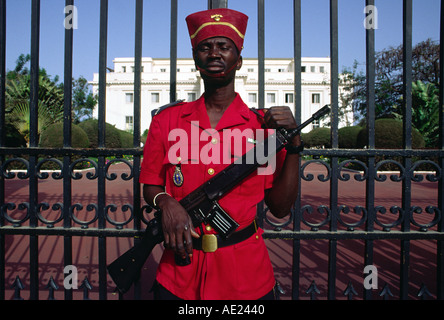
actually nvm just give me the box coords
[5,54,96,144]
[343,39,440,122]
[409,80,439,148]
[6,55,64,144]
[72,76,97,123]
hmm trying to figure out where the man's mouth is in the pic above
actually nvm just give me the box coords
[206,63,225,72]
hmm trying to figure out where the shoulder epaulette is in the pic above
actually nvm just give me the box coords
[151,99,185,118]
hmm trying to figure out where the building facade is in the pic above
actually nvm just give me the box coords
[90,57,350,134]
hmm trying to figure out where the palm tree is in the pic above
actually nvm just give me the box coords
[10,100,61,145]
[6,55,64,145]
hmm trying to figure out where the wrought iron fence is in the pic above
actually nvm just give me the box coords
[0,0,443,300]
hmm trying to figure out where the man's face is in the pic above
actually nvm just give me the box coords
[193,37,242,80]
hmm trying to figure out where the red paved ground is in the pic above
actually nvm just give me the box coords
[2,162,439,300]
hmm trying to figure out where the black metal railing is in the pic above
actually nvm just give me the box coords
[0,0,443,300]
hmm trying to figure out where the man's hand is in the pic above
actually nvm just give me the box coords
[157,194,200,259]
[143,185,200,259]
[263,106,301,146]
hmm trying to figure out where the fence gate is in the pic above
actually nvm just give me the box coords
[1,0,444,300]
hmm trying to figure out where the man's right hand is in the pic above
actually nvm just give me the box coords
[155,193,200,259]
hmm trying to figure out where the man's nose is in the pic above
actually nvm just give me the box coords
[208,47,221,58]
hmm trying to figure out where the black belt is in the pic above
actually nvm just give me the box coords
[193,221,258,253]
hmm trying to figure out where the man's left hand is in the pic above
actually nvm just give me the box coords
[263,106,301,146]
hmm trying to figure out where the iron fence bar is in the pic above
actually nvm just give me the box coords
[364,0,376,300]
[438,0,444,300]
[327,0,339,300]
[133,0,143,151]
[292,0,301,301]
[400,0,413,300]
[170,0,177,102]
[0,0,4,147]
[258,0,265,109]
[63,0,74,301]
[1,226,444,241]
[98,0,108,300]
[29,0,40,300]
[132,0,143,300]
[0,0,5,301]
[208,0,228,9]
[1,147,444,159]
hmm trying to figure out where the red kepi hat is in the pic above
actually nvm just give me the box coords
[186,8,248,53]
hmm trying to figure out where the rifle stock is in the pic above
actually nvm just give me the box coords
[107,216,163,293]
[107,105,330,293]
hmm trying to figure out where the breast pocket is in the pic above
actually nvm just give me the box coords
[224,130,265,199]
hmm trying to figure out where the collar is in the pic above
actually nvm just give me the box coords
[181,93,251,130]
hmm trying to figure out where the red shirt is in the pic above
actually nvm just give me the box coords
[140,94,285,300]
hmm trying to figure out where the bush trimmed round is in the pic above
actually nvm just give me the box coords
[39,122,90,148]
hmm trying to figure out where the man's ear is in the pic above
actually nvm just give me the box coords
[237,56,243,70]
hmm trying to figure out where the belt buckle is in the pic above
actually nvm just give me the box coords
[202,234,218,253]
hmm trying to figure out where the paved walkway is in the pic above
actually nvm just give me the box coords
[2,162,439,300]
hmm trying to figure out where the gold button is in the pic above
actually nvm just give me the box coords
[211,138,218,144]
[205,225,213,232]
[208,168,215,175]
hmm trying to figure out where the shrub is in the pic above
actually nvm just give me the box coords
[356,118,425,149]
[303,127,331,148]
[38,122,90,170]
[119,129,133,148]
[39,122,90,148]
[79,119,122,148]
[356,118,426,171]
[5,123,27,147]
[338,126,362,149]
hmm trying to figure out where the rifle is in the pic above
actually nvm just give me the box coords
[107,105,330,293]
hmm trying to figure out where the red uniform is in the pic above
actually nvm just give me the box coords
[140,94,286,299]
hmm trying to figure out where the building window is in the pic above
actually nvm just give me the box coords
[312,93,320,104]
[301,66,306,73]
[151,92,160,103]
[248,68,254,73]
[187,92,196,101]
[125,116,134,131]
[267,93,276,104]
[265,68,271,73]
[278,68,285,73]
[310,66,316,73]
[122,66,126,73]
[312,119,320,129]
[320,66,325,73]
[285,93,294,104]
[160,68,166,73]
[248,93,257,103]
[125,93,133,103]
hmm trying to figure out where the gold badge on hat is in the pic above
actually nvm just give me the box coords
[211,14,223,21]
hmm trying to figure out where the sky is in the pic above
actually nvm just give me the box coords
[3,0,441,81]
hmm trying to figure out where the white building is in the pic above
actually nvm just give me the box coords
[90,57,351,134]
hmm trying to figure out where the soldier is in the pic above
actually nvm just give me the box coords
[140,8,302,300]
